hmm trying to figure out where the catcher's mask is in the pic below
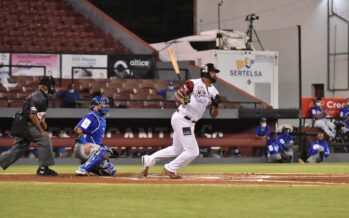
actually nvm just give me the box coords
[91,96,110,115]
[39,76,56,95]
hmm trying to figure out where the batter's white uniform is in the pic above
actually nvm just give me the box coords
[143,78,219,172]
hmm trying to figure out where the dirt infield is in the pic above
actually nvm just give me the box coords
[1,173,349,185]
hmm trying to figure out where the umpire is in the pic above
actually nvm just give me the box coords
[0,76,58,176]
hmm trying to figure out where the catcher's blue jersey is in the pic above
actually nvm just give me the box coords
[76,110,106,145]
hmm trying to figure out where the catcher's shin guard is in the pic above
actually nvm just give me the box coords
[90,160,116,176]
[80,147,112,173]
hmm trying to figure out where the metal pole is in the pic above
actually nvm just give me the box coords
[297,25,303,160]
[217,1,223,49]
[327,0,330,92]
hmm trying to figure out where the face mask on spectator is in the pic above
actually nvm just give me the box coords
[69,89,74,93]
[315,102,321,107]
[261,122,267,128]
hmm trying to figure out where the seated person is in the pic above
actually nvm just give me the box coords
[276,125,294,162]
[311,97,336,140]
[306,132,330,163]
[0,71,17,88]
[265,132,285,163]
[58,84,82,108]
[343,114,349,133]
[339,98,349,121]
[253,117,270,156]
[157,81,176,101]
[256,117,270,138]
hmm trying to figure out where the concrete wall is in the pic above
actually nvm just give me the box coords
[196,0,349,109]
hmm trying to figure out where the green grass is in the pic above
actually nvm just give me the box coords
[0,183,349,218]
[2,162,349,174]
[1,163,349,218]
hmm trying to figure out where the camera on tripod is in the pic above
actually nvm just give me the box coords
[245,14,259,21]
[245,13,263,51]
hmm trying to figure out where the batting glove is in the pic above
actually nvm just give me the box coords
[182,95,190,105]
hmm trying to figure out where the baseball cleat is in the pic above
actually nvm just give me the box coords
[141,155,149,177]
[75,166,88,176]
[164,167,182,179]
[36,167,58,176]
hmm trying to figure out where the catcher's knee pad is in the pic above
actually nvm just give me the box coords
[74,143,100,163]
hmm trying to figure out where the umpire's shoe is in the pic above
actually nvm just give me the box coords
[36,167,58,176]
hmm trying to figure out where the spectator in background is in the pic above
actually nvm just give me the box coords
[339,98,349,121]
[276,125,294,162]
[58,84,82,108]
[256,117,270,138]
[157,81,176,101]
[55,129,70,158]
[300,132,330,163]
[265,132,285,163]
[253,117,270,156]
[0,129,11,154]
[311,97,336,140]
[0,71,17,89]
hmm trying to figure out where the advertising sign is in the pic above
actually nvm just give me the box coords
[11,53,60,77]
[107,55,155,79]
[214,50,279,108]
[302,97,347,118]
[62,54,108,79]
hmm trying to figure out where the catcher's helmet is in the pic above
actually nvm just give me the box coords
[39,76,56,95]
[200,63,220,83]
[91,96,110,114]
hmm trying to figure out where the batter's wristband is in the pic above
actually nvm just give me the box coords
[78,136,87,144]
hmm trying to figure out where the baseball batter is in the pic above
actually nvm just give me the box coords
[141,63,221,179]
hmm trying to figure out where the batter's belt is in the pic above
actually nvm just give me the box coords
[176,109,196,123]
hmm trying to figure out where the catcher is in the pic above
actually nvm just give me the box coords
[74,96,116,176]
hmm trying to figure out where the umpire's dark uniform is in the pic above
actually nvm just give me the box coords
[0,76,57,176]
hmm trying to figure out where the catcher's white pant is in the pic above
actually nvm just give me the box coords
[314,119,336,138]
[144,111,199,172]
[307,153,323,163]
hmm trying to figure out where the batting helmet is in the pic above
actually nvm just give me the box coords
[200,63,220,83]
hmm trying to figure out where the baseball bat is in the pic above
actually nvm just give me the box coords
[167,47,183,83]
